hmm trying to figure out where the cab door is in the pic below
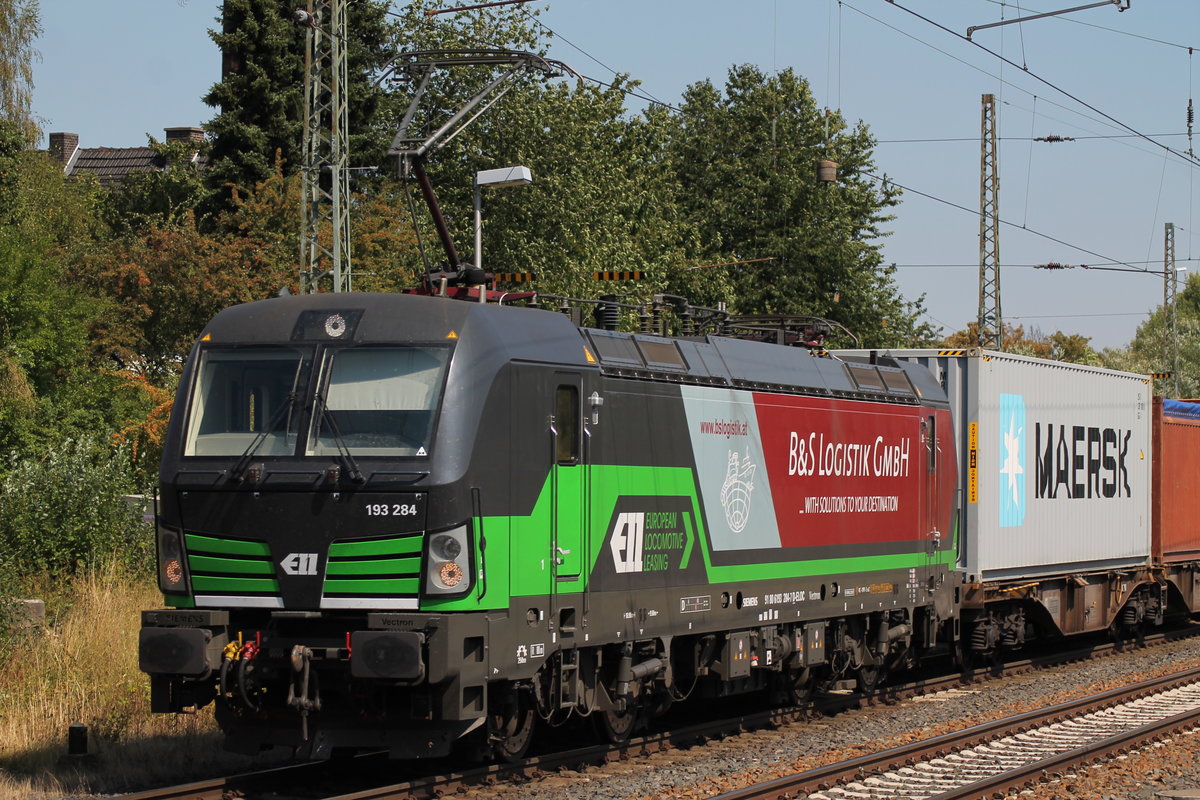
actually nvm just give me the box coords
[924,413,943,567]
[550,375,585,581]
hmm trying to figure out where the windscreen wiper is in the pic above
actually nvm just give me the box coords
[311,388,365,484]
[230,389,300,481]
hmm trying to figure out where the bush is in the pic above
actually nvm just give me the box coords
[0,435,153,578]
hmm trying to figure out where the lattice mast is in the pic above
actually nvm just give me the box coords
[299,0,351,293]
[978,93,1002,350]
[1164,222,1179,396]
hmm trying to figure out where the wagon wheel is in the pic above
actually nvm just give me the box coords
[490,689,536,762]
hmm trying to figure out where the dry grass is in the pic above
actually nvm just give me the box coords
[0,564,280,798]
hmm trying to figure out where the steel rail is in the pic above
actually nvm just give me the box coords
[706,665,1200,800]
[930,702,1200,799]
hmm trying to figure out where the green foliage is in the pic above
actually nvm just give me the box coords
[0,117,24,221]
[0,435,152,578]
[203,0,400,212]
[0,0,41,143]
[0,229,98,452]
[427,76,688,303]
[0,137,164,469]
[662,65,929,347]
[204,0,306,201]
[10,148,108,253]
[1099,273,1200,397]
[944,322,1100,365]
[105,136,213,233]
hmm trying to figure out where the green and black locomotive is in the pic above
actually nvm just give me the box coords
[139,290,960,759]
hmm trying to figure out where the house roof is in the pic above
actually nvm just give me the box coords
[49,127,208,186]
[69,146,167,186]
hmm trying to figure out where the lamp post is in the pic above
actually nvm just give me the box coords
[474,166,533,276]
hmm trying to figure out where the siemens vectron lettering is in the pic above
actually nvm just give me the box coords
[1034,423,1131,499]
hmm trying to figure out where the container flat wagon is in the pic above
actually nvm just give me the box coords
[836,348,1160,647]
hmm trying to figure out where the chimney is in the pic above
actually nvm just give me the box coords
[48,132,79,164]
[163,126,205,144]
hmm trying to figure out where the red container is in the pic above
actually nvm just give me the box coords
[1152,396,1200,562]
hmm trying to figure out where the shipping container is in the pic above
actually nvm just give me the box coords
[835,349,1152,582]
[1153,397,1200,563]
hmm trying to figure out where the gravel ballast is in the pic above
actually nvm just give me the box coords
[458,636,1200,800]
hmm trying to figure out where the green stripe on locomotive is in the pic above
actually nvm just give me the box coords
[425,464,959,612]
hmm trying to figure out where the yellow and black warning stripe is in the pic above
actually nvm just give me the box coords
[593,270,644,281]
[492,272,537,283]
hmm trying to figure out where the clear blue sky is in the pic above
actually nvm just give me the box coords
[32,1,1200,351]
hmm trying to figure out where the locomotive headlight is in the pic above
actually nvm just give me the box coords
[438,561,464,587]
[156,525,190,595]
[425,523,472,597]
[431,534,462,560]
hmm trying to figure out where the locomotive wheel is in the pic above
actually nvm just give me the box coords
[856,663,882,694]
[785,667,813,705]
[595,704,637,744]
[490,691,536,763]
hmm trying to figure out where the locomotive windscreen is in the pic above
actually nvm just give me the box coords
[184,345,311,456]
[182,343,451,458]
[306,346,450,457]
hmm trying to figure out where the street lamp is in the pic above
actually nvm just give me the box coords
[474,166,533,275]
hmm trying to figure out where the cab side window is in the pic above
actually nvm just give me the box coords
[556,385,580,464]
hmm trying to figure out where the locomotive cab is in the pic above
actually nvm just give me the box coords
[140,293,593,758]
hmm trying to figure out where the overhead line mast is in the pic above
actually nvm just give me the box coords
[1164,222,1179,397]
[978,93,1002,350]
[297,1,351,294]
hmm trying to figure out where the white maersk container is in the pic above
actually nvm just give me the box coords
[836,349,1152,582]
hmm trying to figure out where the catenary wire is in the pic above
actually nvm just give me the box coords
[840,1,1191,166]
[863,169,1155,273]
[884,0,1200,168]
[984,0,1197,51]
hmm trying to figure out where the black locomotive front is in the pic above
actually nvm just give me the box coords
[138,293,589,758]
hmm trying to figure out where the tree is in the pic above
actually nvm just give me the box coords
[662,65,931,348]
[1099,274,1200,398]
[944,322,1100,365]
[220,154,421,293]
[412,75,687,304]
[203,0,399,212]
[0,226,101,454]
[104,136,212,234]
[0,117,25,222]
[78,157,422,378]
[0,138,167,459]
[75,216,295,380]
[0,0,41,143]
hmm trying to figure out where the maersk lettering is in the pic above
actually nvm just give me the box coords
[1034,423,1130,499]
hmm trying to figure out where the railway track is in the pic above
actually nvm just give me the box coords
[713,665,1200,800]
[113,626,1200,800]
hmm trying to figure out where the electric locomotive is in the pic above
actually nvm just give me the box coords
[139,290,960,760]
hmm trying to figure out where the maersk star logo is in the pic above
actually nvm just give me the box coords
[1000,420,1023,503]
[998,394,1026,527]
